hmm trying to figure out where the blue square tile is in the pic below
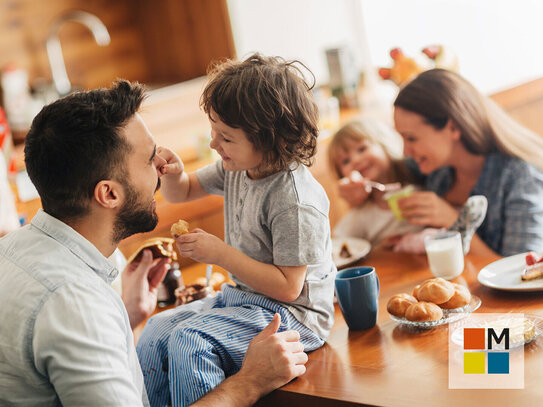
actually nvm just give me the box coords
[488,352,509,374]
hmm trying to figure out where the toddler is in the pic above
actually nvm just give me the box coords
[328,118,422,247]
[137,54,335,407]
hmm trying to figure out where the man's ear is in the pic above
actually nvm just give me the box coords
[446,119,461,141]
[94,180,123,209]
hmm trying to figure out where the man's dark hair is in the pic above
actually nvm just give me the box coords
[24,80,146,222]
[200,53,319,173]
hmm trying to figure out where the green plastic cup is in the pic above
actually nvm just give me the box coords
[384,185,415,220]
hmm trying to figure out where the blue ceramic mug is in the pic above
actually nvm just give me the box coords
[335,266,380,330]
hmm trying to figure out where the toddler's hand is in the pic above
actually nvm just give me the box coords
[338,170,371,207]
[156,146,184,177]
[174,228,226,265]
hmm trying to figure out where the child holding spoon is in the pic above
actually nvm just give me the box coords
[328,118,423,246]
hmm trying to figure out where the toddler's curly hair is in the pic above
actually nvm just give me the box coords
[200,53,319,172]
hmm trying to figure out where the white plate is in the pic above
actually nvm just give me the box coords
[477,253,543,292]
[389,295,482,329]
[451,314,543,348]
[332,237,371,269]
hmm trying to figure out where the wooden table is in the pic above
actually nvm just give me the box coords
[257,249,543,407]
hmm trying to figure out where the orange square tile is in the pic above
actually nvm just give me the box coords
[464,328,485,350]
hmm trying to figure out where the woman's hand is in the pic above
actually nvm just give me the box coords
[156,146,184,178]
[398,191,459,228]
[338,171,371,207]
[174,228,227,265]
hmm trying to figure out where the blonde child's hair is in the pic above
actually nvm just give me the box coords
[327,117,404,178]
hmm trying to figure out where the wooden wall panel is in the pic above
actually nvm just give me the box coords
[136,0,236,85]
[490,77,543,137]
[0,0,235,95]
[0,0,149,90]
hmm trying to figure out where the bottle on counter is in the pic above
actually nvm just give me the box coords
[0,108,19,236]
[157,261,182,308]
[1,63,31,133]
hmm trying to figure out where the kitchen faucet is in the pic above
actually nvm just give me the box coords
[46,11,110,96]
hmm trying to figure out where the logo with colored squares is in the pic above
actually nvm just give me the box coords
[463,327,509,374]
[449,314,524,389]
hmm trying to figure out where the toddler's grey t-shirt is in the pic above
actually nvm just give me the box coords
[196,159,336,339]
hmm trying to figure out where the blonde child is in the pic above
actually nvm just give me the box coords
[137,54,335,407]
[328,118,422,247]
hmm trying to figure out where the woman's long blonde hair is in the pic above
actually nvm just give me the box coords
[394,69,543,171]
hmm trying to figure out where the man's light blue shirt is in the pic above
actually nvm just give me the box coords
[0,209,149,406]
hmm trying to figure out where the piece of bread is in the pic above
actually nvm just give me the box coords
[416,278,455,304]
[127,237,178,264]
[412,284,421,300]
[387,293,418,318]
[439,283,471,309]
[405,301,443,322]
[170,220,189,237]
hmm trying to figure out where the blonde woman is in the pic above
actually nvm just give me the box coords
[394,69,543,256]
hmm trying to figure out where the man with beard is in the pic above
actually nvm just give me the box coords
[0,81,308,406]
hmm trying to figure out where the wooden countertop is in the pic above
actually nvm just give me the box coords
[257,249,543,407]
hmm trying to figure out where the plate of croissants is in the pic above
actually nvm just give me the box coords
[387,277,481,328]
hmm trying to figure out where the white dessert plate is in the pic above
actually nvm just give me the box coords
[389,295,482,329]
[332,237,371,269]
[451,314,543,348]
[477,253,543,292]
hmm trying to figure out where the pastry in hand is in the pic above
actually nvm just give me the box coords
[405,301,443,322]
[416,278,455,304]
[438,283,471,309]
[171,219,189,237]
[127,237,178,264]
[387,293,418,318]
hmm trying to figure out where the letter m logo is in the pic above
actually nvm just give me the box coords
[488,328,509,350]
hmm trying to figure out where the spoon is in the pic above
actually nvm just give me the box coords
[367,181,402,192]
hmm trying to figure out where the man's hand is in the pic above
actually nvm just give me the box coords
[121,249,170,329]
[239,314,308,396]
[190,313,308,407]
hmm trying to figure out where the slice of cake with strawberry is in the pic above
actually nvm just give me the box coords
[521,252,543,281]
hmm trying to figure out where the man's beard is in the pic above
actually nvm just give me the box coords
[112,178,160,243]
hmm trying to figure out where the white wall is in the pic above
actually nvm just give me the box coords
[226,0,365,85]
[227,0,543,94]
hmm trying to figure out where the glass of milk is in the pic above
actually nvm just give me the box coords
[424,231,465,280]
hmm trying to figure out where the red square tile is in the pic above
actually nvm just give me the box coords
[464,328,485,350]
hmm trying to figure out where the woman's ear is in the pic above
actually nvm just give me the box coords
[94,180,123,209]
[446,119,461,141]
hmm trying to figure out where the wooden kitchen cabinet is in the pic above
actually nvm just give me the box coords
[0,0,235,95]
